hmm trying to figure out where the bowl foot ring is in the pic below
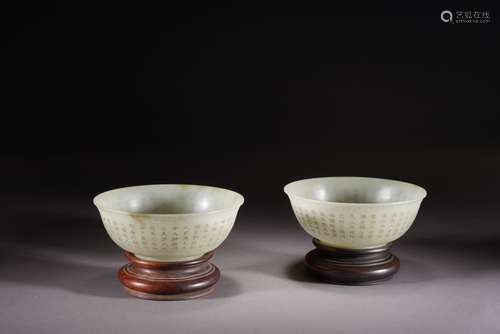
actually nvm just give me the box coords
[118,251,220,301]
[305,239,400,285]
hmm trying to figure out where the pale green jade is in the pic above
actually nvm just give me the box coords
[284,177,427,249]
[94,184,244,262]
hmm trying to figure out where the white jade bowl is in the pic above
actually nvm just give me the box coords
[284,177,427,249]
[94,185,244,262]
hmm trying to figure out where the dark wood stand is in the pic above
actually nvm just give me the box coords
[305,239,400,285]
[118,251,220,300]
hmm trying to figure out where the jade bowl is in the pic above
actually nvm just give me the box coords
[284,177,427,249]
[94,184,244,262]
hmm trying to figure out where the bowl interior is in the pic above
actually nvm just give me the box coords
[284,177,426,204]
[94,184,244,214]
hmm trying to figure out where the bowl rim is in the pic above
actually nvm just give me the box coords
[93,184,245,217]
[284,176,427,206]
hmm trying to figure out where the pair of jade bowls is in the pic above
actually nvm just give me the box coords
[94,177,427,300]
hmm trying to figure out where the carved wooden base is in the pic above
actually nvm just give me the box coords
[118,251,220,300]
[305,239,400,285]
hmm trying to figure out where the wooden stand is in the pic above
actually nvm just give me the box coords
[305,239,400,285]
[118,251,220,300]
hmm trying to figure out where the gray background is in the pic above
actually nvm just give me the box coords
[1,148,499,334]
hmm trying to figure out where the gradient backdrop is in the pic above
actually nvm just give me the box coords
[1,2,499,334]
